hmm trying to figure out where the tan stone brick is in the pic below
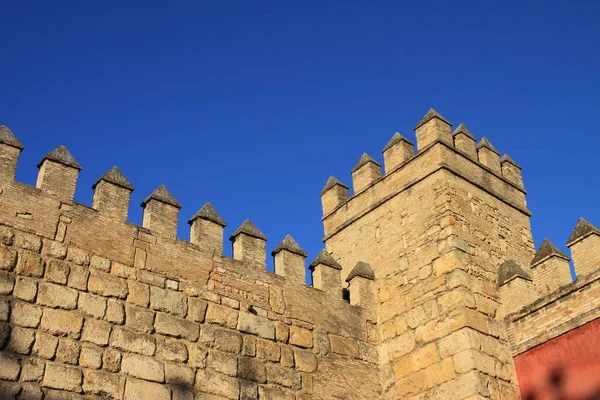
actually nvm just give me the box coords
[289,326,313,348]
[453,349,496,376]
[274,321,290,343]
[34,332,59,359]
[187,297,207,323]
[67,264,89,290]
[314,331,330,355]
[42,362,82,392]
[195,369,239,400]
[150,286,187,317]
[221,296,239,309]
[393,355,412,379]
[77,292,106,319]
[0,353,21,381]
[215,328,242,353]
[0,244,18,271]
[137,270,165,287]
[237,311,274,339]
[157,338,188,362]
[256,338,280,362]
[13,276,37,301]
[189,343,207,368]
[165,362,195,387]
[293,348,317,372]
[121,353,164,382]
[66,247,90,266]
[266,364,302,389]
[16,250,44,277]
[106,299,125,324]
[426,357,454,387]
[281,345,295,367]
[45,260,70,284]
[42,239,67,259]
[127,280,149,307]
[0,226,14,245]
[110,326,155,355]
[395,370,427,398]
[207,349,237,377]
[112,261,135,279]
[15,232,41,252]
[37,282,78,309]
[0,299,8,321]
[411,342,439,371]
[438,328,480,358]
[8,326,35,354]
[54,339,79,366]
[124,377,171,400]
[21,358,45,382]
[81,317,112,346]
[83,370,124,398]
[243,335,256,356]
[238,356,267,383]
[11,301,42,328]
[90,254,110,272]
[259,386,295,400]
[88,271,127,299]
[79,345,103,369]
[0,270,14,294]
[329,334,359,357]
[103,348,122,373]
[450,309,489,335]
[435,370,489,398]
[155,312,199,341]
[125,304,155,333]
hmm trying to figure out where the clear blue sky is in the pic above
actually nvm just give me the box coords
[2,1,598,276]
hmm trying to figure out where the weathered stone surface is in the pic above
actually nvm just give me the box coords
[157,338,188,362]
[43,362,83,392]
[293,348,318,372]
[257,338,281,362]
[40,308,83,338]
[56,338,82,364]
[11,301,43,327]
[121,353,165,382]
[207,349,238,377]
[21,358,45,382]
[83,370,124,398]
[79,345,103,369]
[154,312,199,341]
[88,271,127,299]
[237,312,275,339]
[215,328,242,353]
[150,286,187,317]
[14,276,37,301]
[103,348,122,373]
[206,303,238,329]
[8,326,35,354]
[0,353,21,380]
[124,377,171,400]
[16,250,44,277]
[126,304,155,333]
[82,318,112,346]
[37,282,78,309]
[289,326,313,348]
[45,260,70,284]
[110,326,155,355]
[106,299,125,324]
[195,369,239,400]
[34,332,59,359]
[78,292,107,319]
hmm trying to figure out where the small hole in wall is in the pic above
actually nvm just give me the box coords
[342,288,350,303]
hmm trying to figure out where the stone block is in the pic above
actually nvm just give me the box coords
[88,271,128,299]
[56,338,81,364]
[103,348,122,373]
[42,239,67,259]
[215,328,242,353]
[242,335,256,356]
[411,342,439,371]
[8,326,35,354]
[329,335,359,357]
[165,363,195,387]
[0,353,21,380]
[0,226,14,245]
[188,297,208,323]
[237,311,275,339]
[150,286,187,317]
[112,261,135,279]
[240,380,259,400]
[77,292,106,319]
[67,247,90,266]
[188,344,208,368]
[14,277,37,303]
[0,244,17,271]
[256,338,280,362]
[207,349,238,377]
[293,348,318,372]
[15,232,41,252]
[274,321,290,343]
[206,303,238,329]
[16,250,44,277]
[124,377,171,400]
[83,370,124,398]
[11,301,42,328]
[79,345,103,369]
[121,353,164,382]
[195,369,240,400]
[281,345,295,367]
[0,322,9,348]
[90,255,110,272]
[438,328,481,358]
[289,326,313,348]
[82,318,112,346]
[394,370,427,398]
[42,362,82,392]
[33,332,59,359]
[127,280,149,307]
[125,304,155,333]
[45,260,70,284]
[67,264,89,290]
[0,300,8,321]
[154,312,199,341]
[157,338,188,362]
[266,364,302,389]
[106,299,125,324]
[37,282,78,309]
[110,326,155,356]
[0,270,14,294]
[21,358,45,382]
[238,356,267,383]
[393,356,412,379]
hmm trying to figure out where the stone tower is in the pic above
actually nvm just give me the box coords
[321,109,531,398]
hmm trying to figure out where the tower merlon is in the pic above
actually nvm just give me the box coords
[141,185,181,239]
[310,249,342,294]
[188,202,226,255]
[497,260,536,316]
[36,145,81,201]
[529,239,571,296]
[230,219,267,269]
[320,176,349,216]
[500,154,524,188]
[0,125,24,183]
[345,261,375,306]
[92,166,134,221]
[452,123,477,159]
[414,108,453,150]
[567,218,600,278]
[272,234,307,285]
[351,153,382,194]
[476,137,501,174]
[382,132,414,173]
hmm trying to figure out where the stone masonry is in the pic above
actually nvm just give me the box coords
[0,110,599,399]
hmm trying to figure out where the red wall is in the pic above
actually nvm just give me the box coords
[514,318,600,400]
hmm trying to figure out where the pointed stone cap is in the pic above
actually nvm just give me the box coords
[476,138,500,155]
[498,260,532,286]
[452,123,475,140]
[414,108,451,130]
[345,261,375,282]
[38,145,82,170]
[188,203,226,227]
[230,220,267,241]
[501,154,521,169]
[309,249,342,271]
[141,185,182,209]
[567,218,600,246]
[531,239,570,267]
[0,126,24,150]
[382,132,413,152]
[272,235,307,257]
[352,153,381,173]
[320,176,349,196]
[92,166,134,191]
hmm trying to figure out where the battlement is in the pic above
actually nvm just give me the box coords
[320,109,528,243]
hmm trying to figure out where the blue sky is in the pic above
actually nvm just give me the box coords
[1,1,598,277]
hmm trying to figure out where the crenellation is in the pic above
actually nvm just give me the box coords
[272,235,307,285]
[529,239,571,295]
[92,166,134,221]
[309,249,342,295]
[414,108,453,150]
[189,202,226,256]
[0,126,23,183]
[497,260,536,317]
[566,217,600,278]
[36,145,81,201]
[141,185,181,239]
[351,153,382,194]
[345,261,375,307]
[230,220,267,269]
[476,138,501,174]
[320,176,349,216]
[500,155,524,188]
[382,132,414,173]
